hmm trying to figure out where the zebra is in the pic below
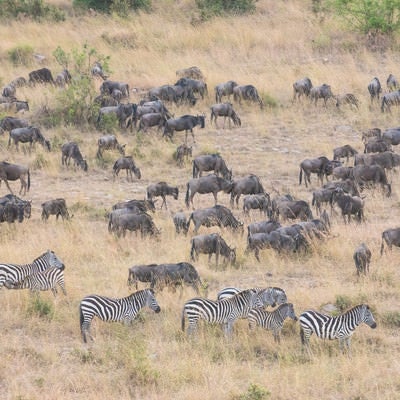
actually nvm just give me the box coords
[79,288,161,343]
[299,304,377,356]
[248,303,298,343]
[0,250,64,289]
[216,286,287,308]
[4,265,66,297]
[181,288,263,337]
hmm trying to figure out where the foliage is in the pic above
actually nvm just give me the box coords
[26,296,54,320]
[195,0,257,20]
[73,0,151,15]
[7,45,34,66]
[231,383,271,400]
[335,294,353,312]
[0,0,65,22]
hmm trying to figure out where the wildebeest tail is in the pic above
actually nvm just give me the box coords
[186,212,193,231]
[380,232,386,255]
[185,183,190,208]
[27,170,30,191]
[299,167,303,185]
[192,161,198,178]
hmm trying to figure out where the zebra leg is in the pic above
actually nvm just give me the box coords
[273,329,281,344]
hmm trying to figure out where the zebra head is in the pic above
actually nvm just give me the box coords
[284,303,298,321]
[144,289,161,313]
[272,287,288,307]
[360,304,377,329]
[47,250,65,269]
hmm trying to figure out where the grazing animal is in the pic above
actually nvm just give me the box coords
[368,77,382,104]
[353,243,372,275]
[293,77,313,102]
[215,81,238,103]
[190,233,236,266]
[138,112,168,133]
[210,102,241,128]
[175,78,208,99]
[387,73,399,91]
[41,198,71,221]
[2,84,16,98]
[331,188,365,223]
[333,145,358,163]
[163,114,205,143]
[0,250,64,289]
[100,80,129,98]
[335,93,359,109]
[113,156,141,181]
[0,161,30,195]
[61,142,88,171]
[175,143,192,167]
[0,116,29,135]
[332,166,353,180]
[380,227,400,255]
[28,68,54,85]
[173,212,189,235]
[181,289,262,337]
[96,134,125,159]
[356,151,400,174]
[299,156,332,187]
[275,199,313,222]
[176,66,205,81]
[310,84,333,106]
[299,304,377,356]
[382,127,400,146]
[127,264,158,289]
[147,182,178,210]
[187,205,243,234]
[323,179,360,197]
[54,69,72,88]
[97,103,137,129]
[112,199,156,214]
[311,187,335,215]
[9,126,50,152]
[0,100,29,114]
[248,303,298,343]
[79,289,161,343]
[381,90,400,112]
[9,77,27,88]
[230,174,265,208]
[0,193,31,219]
[362,128,382,143]
[247,220,281,236]
[233,84,264,109]
[185,174,233,209]
[351,164,391,196]
[192,154,232,180]
[91,61,108,80]
[243,193,271,216]
[0,202,24,224]
[109,212,159,238]
[94,94,119,107]
[107,208,141,232]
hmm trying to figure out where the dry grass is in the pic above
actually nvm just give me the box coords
[0,1,400,399]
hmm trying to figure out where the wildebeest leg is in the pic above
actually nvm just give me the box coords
[212,191,218,205]
[20,177,27,195]
[161,195,167,210]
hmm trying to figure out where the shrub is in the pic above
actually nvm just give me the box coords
[195,0,257,20]
[0,0,65,22]
[26,296,54,320]
[231,383,271,400]
[8,45,34,66]
[381,311,400,328]
[73,0,151,15]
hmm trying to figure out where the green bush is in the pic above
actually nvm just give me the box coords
[8,45,34,66]
[26,296,54,320]
[195,0,257,20]
[231,383,271,400]
[73,0,151,15]
[0,0,65,22]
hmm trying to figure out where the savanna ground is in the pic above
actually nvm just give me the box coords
[0,1,399,399]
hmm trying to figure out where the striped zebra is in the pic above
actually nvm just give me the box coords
[216,286,287,308]
[248,303,297,343]
[0,250,64,289]
[299,304,377,356]
[79,288,161,343]
[5,266,66,297]
[181,288,263,337]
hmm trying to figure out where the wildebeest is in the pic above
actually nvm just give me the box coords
[335,93,359,109]
[230,174,265,208]
[175,78,208,99]
[41,198,71,221]
[364,138,392,154]
[387,73,399,91]
[382,127,400,146]
[109,212,159,238]
[210,103,241,128]
[28,68,54,85]
[311,187,335,215]
[163,114,205,143]
[91,61,108,80]
[323,178,360,197]
[9,77,27,88]
[355,151,400,174]
[0,193,31,219]
[0,161,30,195]
[353,243,371,275]
[233,84,264,109]
[2,84,16,98]
[351,164,391,196]
[362,128,382,143]
[0,202,25,224]
[112,199,156,214]
[215,81,238,103]
[310,84,333,106]
[147,182,178,210]
[185,174,233,209]
[333,145,358,163]
[380,227,400,255]
[97,103,137,129]
[192,154,232,180]
[274,198,313,222]
[113,156,141,181]
[247,220,281,236]
[0,116,29,135]
[332,166,353,181]
[381,90,400,112]
[190,233,236,267]
[96,134,125,159]
[100,80,129,98]
[331,188,365,223]
[137,112,169,133]
[94,94,119,108]
[175,143,192,167]
[0,101,29,114]
[176,66,205,81]
[9,126,51,152]
[187,205,243,234]
[299,156,332,187]
[292,77,313,102]
[54,69,72,88]
[61,142,88,171]
[127,264,158,289]
[368,77,382,104]
[173,212,189,235]
[243,193,271,216]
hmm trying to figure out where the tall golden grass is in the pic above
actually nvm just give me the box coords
[0,1,399,399]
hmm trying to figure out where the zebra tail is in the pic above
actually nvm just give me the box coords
[181,306,186,332]
[79,305,87,343]
[300,326,306,345]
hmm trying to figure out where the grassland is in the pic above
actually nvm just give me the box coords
[0,1,399,399]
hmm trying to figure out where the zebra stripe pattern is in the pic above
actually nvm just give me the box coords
[299,304,377,355]
[248,303,297,343]
[217,286,287,308]
[79,288,161,343]
[5,266,66,297]
[181,288,263,337]
[0,250,64,289]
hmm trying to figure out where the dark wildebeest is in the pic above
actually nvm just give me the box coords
[247,220,281,236]
[353,243,372,275]
[380,227,400,255]
[173,212,189,235]
[368,77,382,104]
[9,77,27,88]
[54,69,72,88]
[100,80,129,98]
[0,161,30,195]
[110,212,159,238]
[113,156,141,181]
[310,84,333,106]
[331,188,365,223]
[147,182,178,210]
[127,264,158,289]
[215,80,238,103]
[0,101,29,114]
[187,205,243,234]
[112,199,156,214]
[210,103,241,128]
[107,208,139,232]
[364,138,392,154]
[0,202,25,224]
[299,156,331,187]
[176,66,205,81]
[96,134,126,159]
[356,151,400,175]
[323,178,360,197]
[0,194,31,219]
[175,143,192,167]
[333,145,358,163]
[2,84,16,98]
[335,93,359,109]
[8,126,51,152]
[386,74,399,91]
[91,61,108,80]
[41,198,71,221]
[94,94,119,108]
[382,127,400,146]
[148,85,178,103]
[61,142,88,171]
[332,166,353,181]
[97,103,137,129]
[192,154,232,180]
[351,164,391,196]
[243,193,271,216]
[190,233,236,267]
[28,68,54,85]
[381,90,400,113]
[163,114,205,143]
[275,199,313,222]
[138,112,169,133]
[362,128,382,143]
[233,84,264,109]
[185,174,233,209]
[175,78,208,99]
[0,116,29,135]
[292,77,313,102]
[311,187,335,215]
[230,174,265,208]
